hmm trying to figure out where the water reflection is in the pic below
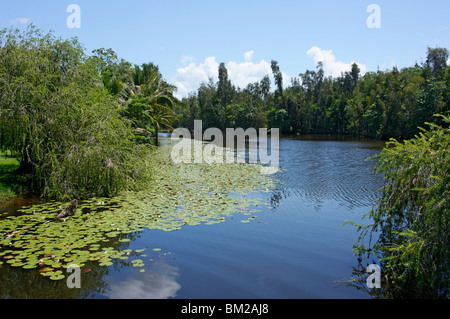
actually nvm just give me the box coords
[0,134,387,299]
[333,257,386,299]
[104,262,181,299]
[228,133,385,210]
[0,193,41,216]
[270,136,385,210]
[0,260,109,298]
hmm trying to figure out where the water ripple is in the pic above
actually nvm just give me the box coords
[272,138,385,210]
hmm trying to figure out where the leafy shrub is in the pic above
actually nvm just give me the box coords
[352,114,449,298]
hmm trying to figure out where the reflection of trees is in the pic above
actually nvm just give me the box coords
[0,259,109,298]
[0,229,177,299]
[268,189,283,208]
[0,206,167,300]
[266,170,330,211]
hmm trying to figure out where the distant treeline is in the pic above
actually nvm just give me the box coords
[174,48,450,140]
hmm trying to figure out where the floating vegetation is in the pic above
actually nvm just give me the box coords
[0,138,276,280]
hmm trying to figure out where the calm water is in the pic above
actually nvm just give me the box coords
[0,135,385,299]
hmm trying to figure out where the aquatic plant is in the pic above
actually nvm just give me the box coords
[0,138,275,280]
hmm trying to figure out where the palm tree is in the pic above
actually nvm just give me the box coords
[132,62,160,86]
[143,71,179,146]
[125,64,180,146]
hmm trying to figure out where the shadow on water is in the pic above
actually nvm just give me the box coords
[0,193,42,217]
[0,219,177,299]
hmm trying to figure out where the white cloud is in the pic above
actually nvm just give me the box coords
[181,55,195,65]
[105,263,181,299]
[172,51,282,98]
[10,17,30,25]
[172,56,219,98]
[306,46,367,77]
[244,50,254,62]
[227,57,272,89]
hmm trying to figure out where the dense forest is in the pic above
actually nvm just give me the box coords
[174,48,450,141]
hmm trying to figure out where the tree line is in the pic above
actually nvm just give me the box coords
[174,48,450,141]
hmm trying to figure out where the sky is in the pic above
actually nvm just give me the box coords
[1,0,449,98]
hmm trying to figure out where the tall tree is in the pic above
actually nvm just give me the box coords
[424,47,449,80]
[125,65,180,146]
[217,62,232,108]
[271,60,284,105]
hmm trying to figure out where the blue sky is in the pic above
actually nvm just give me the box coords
[1,0,449,97]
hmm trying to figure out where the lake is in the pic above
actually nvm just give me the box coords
[0,134,385,299]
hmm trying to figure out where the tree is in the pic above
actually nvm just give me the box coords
[260,75,271,99]
[423,47,449,80]
[271,60,284,104]
[350,115,449,298]
[0,26,150,200]
[350,63,360,91]
[132,62,160,86]
[217,62,232,108]
[124,66,180,146]
[91,48,135,105]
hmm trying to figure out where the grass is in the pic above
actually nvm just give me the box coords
[0,150,23,201]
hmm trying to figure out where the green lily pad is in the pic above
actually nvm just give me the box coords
[23,264,38,269]
[49,274,65,281]
[99,261,113,267]
[0,139,277,276]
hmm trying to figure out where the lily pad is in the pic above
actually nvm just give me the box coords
[0,138,277,277]
[49,274,65,281]
[22,264,38,269]
[99,261,113,267]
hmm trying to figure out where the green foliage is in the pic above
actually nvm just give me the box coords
[0,151,23,200]
[267,108,290,133]
[122,64,180,146]
[176,48,449,142]
[0,26,150,200]
[351,115,449,298]
[90,47,135,105]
